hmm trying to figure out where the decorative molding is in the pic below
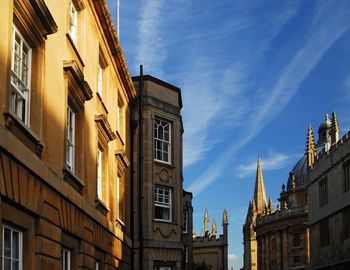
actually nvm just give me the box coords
[14,0,57,46]
[115,149,130,173]
[95,114,116,146]
[63,60,92,109]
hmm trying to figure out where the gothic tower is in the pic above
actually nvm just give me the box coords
[243,157,268,270]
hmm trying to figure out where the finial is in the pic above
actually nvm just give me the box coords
[331,111,339,143]
[325,112,329,121]
[281,183,286,192]
[306,125,316,168]
[211,218,218,237]
[223,209,229,225]
[268,197,274,213]
[192,229,196,238]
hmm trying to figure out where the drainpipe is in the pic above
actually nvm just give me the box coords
[138,65,144,270]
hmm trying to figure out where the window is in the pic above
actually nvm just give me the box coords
[319,177,328,207]
[320,218,330,248]
[344,206,350,239]
[2,225,22,270]
[116,175,120,220]
[61,248,71,270]
[116,96,124,136]
[95,261,99,270]
[97,148,103,200]
[154,186,172,221]
[97,64,103,97]
[293,256,300,264]
[154,118,171,163]
[10,25,32,124]
[343,160,350,193]
[68,0,77,44]
[183,211,188,233]
[66,105,75,171]
[155,267,171,270]
[293,232,301,247]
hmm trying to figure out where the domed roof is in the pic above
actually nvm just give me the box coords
[318,113,331,132]
[287,155,308,190]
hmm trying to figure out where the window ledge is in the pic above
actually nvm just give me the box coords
[3,111,44,157]
[95,198,109,215]
[154,219,172,224]
[63,166,85,194]
[66,33,85,67]
[116,218,125,227]
[116,130,125,146]
[96,92,108,114]
[154,160,175,169]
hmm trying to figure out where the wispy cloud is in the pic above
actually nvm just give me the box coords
[188,1,350,196]
[237,153,297,178]
[228,254,239,261]
[135,0,166,76]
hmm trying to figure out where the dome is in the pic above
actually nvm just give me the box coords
[287,155,308,190]
[318,113,331,133]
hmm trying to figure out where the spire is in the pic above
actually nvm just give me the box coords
[211,218,218,237]
[306,125,316,168]
[253,157,268,214]
[331,111,339,144]
[204,208,209,235]
[223,209,229,226]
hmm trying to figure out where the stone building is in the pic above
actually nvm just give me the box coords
[243,113,341,270]
[0,0,136,269]
[193,209,229,270]
[132,75,188,270]
[308,113,350,269]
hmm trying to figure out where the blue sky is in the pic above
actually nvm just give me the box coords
[107,1,350,269]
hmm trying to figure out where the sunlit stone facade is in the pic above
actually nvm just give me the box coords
[0,0,136,268]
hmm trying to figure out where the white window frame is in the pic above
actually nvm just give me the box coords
[66,105,75,171]
[61,248,71,270]
[183,211,188,233]
[97,148,103,200]
[154,118,171,164]
[97,64,103,97]
[11,25,32,125]
[2,225,23,270]
[154,185,172,222]
[68,0,77,44]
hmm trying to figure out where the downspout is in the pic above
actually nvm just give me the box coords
[138,65,144,270]
[130,90,136,270]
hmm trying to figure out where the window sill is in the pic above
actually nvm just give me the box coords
[66,33,85,67]
[3,111,44,157]
[63,166,85,194]
[96,92,108,114]
[95,198,109,215]
[154,219,172,224]
[116,130,125,146]
[116,218,125,227]
[154,160,175,169]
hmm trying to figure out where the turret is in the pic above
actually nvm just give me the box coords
[317,113,332,151]
[211,218,217,237]
[204,208,209,236]
[331,111,339,144]
[222,209,228,270]
[306,125,316,169]
[268,197,274,214]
